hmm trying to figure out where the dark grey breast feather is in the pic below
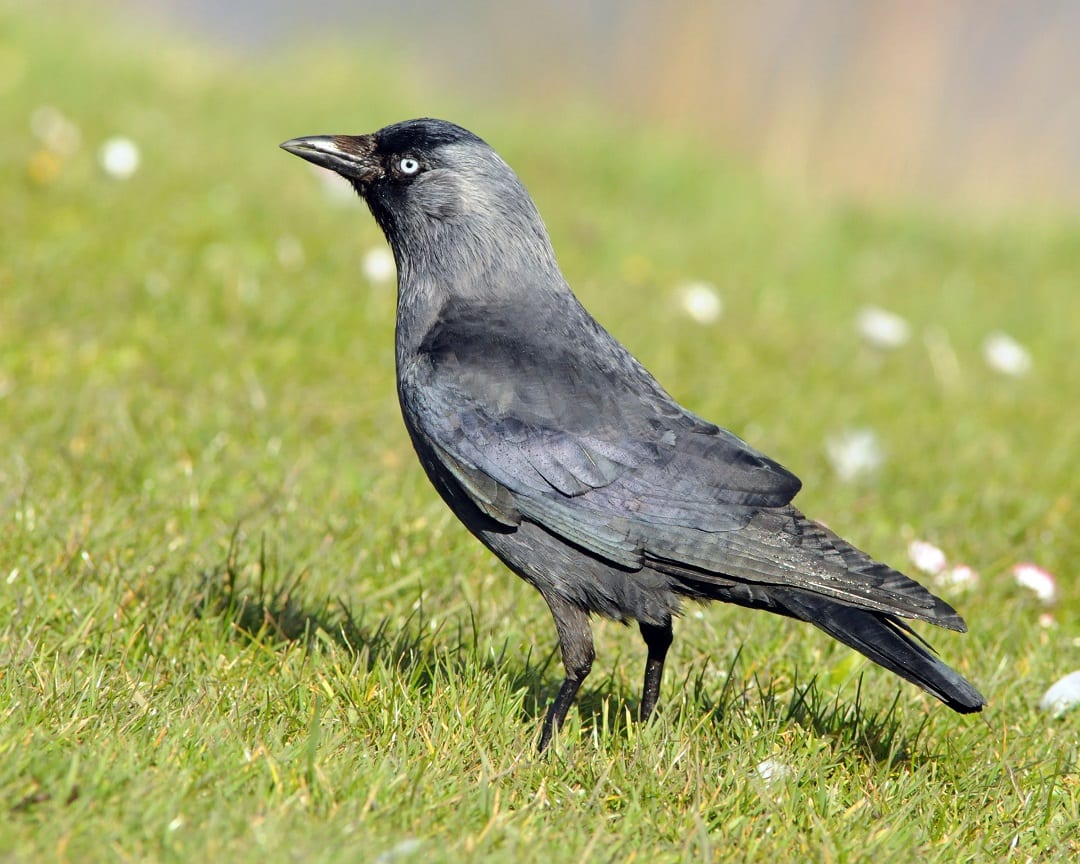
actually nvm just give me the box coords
[401,299,803,569]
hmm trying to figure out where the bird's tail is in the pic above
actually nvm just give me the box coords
[774,590,986,713]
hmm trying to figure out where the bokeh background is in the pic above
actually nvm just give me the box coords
[131,0,1080,211]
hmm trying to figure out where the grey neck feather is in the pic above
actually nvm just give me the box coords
[381,144,567,359]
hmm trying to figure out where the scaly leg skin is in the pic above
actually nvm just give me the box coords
[537,594,594,752]
[638,618,673,722]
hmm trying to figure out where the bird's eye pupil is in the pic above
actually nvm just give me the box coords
[399,157,420,175]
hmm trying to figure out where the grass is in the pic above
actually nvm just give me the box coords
[2,6,1079,862]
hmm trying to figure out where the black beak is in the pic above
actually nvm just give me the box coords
[280,134,380,183]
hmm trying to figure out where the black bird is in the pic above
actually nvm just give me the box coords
[281,119,985,750]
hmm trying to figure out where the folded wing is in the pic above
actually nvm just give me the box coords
[405,300,961,627]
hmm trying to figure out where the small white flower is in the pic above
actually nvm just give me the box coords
[933,564,979,591]
[756,757,791,786]
[1040,671,1080,717]
[362,247,395,285]
[376,839,423,863]
[825,428,883,483]
[908,540,947,575]
[856,305,910,350]
[677,281,723,324]
[1013,562,1057,605]
[983,331,1032,377]
[99,136,140,179]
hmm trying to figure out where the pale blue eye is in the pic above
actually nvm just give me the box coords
[399,157,420,175]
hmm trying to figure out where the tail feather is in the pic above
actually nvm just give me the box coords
[775,590,986,713]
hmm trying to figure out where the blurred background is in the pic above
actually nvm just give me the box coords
[128,0,1080,212]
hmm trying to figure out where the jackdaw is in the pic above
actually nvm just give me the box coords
[281,119,985,751]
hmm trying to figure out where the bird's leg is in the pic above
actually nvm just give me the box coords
[638,619,673,722]
[537,594,594,752]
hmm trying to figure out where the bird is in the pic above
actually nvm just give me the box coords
[281,118,985,751]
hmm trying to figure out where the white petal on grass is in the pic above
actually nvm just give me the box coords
[99,136,140,179]
[933,564,979,591]
[1013,562,1058,605]
[856,305,910,349]
[825,428,883,483]
[677,281,723,324]
[908,540,947,575]
[1040,671,1080,717]
[375,839,423,863]
[983,331,1032,377]
[756,757,791,786]
[31,105,82,156]
[362,246,396,285]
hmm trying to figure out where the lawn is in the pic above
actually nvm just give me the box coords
[1,7,1078,863]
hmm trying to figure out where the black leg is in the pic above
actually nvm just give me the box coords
[538,594,594,752]
[638,619,673,722]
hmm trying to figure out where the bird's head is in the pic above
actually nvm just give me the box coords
[281,119,556,283]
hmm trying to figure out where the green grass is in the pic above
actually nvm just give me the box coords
[2,7,1079,862]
